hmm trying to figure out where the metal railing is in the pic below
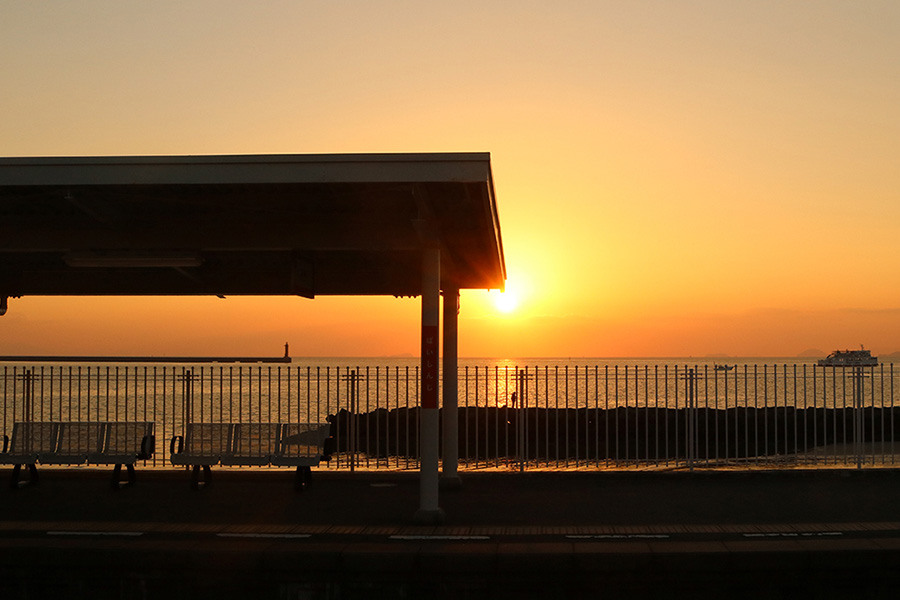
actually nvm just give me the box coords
[2,362,898,471]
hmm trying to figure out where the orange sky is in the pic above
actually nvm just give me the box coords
[2,2,899,358]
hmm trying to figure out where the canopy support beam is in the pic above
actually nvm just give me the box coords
[441,284,461,489]
[414,247,445,524]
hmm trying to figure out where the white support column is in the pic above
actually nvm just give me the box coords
[441,284,461,489]
[415,247,445,524]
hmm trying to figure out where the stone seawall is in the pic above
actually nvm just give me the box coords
[329,406,900,461]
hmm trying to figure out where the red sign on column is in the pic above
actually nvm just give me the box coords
[421,325,439,409]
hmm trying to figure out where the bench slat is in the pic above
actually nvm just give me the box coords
[271,423,331,467]
[0,422,58,463]
[222,423,281,466]
[45,422,103,464]
[170,423,233,466]
[89,422,155,465]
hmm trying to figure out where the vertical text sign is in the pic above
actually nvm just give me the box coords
[422,325,439,409]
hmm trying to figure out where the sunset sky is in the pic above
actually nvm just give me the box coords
[2,1,899,358]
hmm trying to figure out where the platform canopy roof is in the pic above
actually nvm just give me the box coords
[0,153,505,301]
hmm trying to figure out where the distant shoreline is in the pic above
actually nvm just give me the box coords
[0,355,292,364]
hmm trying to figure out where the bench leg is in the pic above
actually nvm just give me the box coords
[190,465,213,489]
[9,464,38,489]
[111,464,138,489]
[294,466,312,491]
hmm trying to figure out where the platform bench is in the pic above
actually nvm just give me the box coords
[0,421,155,489]
[170,422,332,489]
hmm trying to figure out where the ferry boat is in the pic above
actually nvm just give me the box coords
[817,347,878,367]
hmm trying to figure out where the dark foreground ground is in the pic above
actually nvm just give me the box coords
[3,467,900,599]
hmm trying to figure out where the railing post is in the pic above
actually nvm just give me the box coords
[347,369,358,472]
[23,368,34,422]
[687,368,696,472]
[182,368,194,426]
[22,369,34,421]
[853,366,864,470]
[517,368,526,473]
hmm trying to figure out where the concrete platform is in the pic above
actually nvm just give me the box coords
[2,467,900,598]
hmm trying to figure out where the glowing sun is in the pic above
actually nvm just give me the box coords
[494,289,520,313]
[491,276,530,314]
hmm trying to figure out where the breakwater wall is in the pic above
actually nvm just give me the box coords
[329,406,900,461]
